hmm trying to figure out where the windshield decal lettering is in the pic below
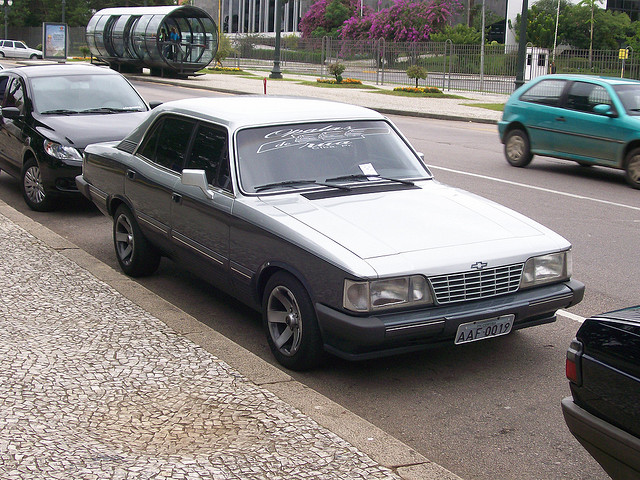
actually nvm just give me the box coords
[256,124,389,154]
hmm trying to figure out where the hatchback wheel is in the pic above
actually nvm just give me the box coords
[625,148,640,189]
[263,272,325,371]
[504,129,533,167]
[22,157,55,211]
[113,205,160,277]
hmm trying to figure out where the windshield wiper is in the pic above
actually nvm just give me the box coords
[254,179,351,193]
[325,173,415,186]
[40,109,79,115]
[79,107,145,114]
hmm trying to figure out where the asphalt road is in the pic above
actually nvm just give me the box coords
[2,80,637,480]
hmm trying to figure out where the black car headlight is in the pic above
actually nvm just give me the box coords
[44,140,82,162]
[343,276,433,312]
[520,250,572,289]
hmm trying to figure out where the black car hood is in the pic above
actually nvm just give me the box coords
[35,111,150,148]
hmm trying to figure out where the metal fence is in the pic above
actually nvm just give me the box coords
[227,35,640,95]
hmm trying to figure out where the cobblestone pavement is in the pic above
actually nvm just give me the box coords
[0,210,403,480]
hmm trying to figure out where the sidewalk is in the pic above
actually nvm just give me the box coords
[0,198,464,479]
[126,68,506,124]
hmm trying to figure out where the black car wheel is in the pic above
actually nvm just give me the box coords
[113,205,160,277]
[504,129,533,167]
[22,157,55,212]
[624,148,640,189]
[263,272,324,371]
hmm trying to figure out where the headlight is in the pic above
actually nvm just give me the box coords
[343,275,433,312]
[44,140,82,161]
[520,250,571,289]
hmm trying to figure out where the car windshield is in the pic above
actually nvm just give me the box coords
[236,120,431,194]
[31,74,147,115]
[614,84,640,115]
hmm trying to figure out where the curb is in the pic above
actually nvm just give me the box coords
[0,198,464,480]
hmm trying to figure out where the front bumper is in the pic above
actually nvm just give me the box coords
[316,279,584,360]
[39,159,82,196]
[562,397,640,480]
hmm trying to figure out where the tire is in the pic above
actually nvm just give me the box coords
[113,205,160,277]
[29,54,37,59]
[504,129,533,167]
[22,157,56,212]
[0,52,4,58]
[624,148,640,189]
[263,272,325,371]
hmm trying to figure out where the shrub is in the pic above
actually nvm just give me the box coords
[406,65,427,87]
[328,62,346,82]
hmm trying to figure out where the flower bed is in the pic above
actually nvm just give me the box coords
[316,78,363,85]
[393,86,442,94]
[207,66,243,72]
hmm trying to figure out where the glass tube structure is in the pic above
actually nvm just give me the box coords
[86,6,218,76]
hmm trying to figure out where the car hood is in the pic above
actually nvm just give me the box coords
[35,111,149,148]
[257,181,570,276]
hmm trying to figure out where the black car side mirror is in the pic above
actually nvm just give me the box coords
[1,106,21,119]
[149,101,162,109]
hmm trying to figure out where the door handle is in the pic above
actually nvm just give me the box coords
[126,169,136,179]
[172,193,182,204]
[555,116,566,122]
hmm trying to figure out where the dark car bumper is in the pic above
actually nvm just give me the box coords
[316,279,585,360]
[40,160,81,196]
[562,397,640,480]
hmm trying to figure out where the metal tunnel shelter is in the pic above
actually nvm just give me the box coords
[86,6,218,77]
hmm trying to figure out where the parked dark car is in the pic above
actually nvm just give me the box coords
[0,64,150,211]
[498,74,640,189]
[562,306,640,480]
[77,96,584,370]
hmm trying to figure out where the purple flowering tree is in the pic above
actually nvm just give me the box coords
[300,0,368,38]
[340,0,463,42]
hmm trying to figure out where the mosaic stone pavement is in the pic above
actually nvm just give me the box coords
[0,212,401,480]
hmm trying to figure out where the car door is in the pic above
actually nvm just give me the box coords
[552,80,620,165]
[0,76,28,175]
[125,115,196,254]
[517,78,568,154]
[170,122,233,285]
[13,42,29,58]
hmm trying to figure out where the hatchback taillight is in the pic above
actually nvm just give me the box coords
[566,338,583,386]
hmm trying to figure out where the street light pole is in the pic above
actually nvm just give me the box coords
[4,0,12,40]
[269,0,283,79]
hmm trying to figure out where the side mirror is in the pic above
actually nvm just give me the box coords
[1,106,21,119]
[593,104,617,118]
[417,152,425,162]
[181,169,214,199]
[149,101,162,109]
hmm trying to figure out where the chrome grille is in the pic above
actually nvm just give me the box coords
[429,264,524,305]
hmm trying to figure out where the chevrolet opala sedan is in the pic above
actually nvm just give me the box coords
[77,97,585,370]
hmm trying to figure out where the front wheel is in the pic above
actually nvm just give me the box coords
[113,205,160,277]
[504,129,533,167]
[263,272,325,371]
[29,54,37,59]
[624,148,640,189]
[22,157,55,212]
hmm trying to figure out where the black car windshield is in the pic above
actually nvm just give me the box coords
[31,74,147,115]
[236,120,431,194]
[614,84,640,115]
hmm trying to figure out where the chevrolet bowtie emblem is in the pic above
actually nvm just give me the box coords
[471,262,488,270]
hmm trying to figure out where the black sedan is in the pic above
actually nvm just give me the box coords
[562,307,640,480]
[0,64,150,211]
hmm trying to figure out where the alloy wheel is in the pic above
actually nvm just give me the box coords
[23,165,46,205]
[266,285,303,357]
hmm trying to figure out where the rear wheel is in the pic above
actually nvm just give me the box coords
[113,205,160,277]
[624,148,640,189]
[263,272,325,371]
[22,157,55,212]
[504,129,533,167]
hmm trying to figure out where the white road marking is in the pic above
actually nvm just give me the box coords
[429,165,640,212]
[558,309,585,323]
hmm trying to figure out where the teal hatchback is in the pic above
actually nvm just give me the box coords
[498,74,640,189]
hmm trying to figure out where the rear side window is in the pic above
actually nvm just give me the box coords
[138,116,195,173]
[520,79,566,106]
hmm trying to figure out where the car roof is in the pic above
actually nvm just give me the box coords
[152,96,385,130]
[0,64,120,78]
[535,73,640,86]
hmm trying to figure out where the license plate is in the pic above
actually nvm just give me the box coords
[454,315,515,345]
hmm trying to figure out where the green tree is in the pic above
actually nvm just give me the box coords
[430,23,481,44]
[214,33,235,66]
[578,0,603,65]
[406,64,427,87]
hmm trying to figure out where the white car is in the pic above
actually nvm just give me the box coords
[0,40,42,59]
[77,96,585,370]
